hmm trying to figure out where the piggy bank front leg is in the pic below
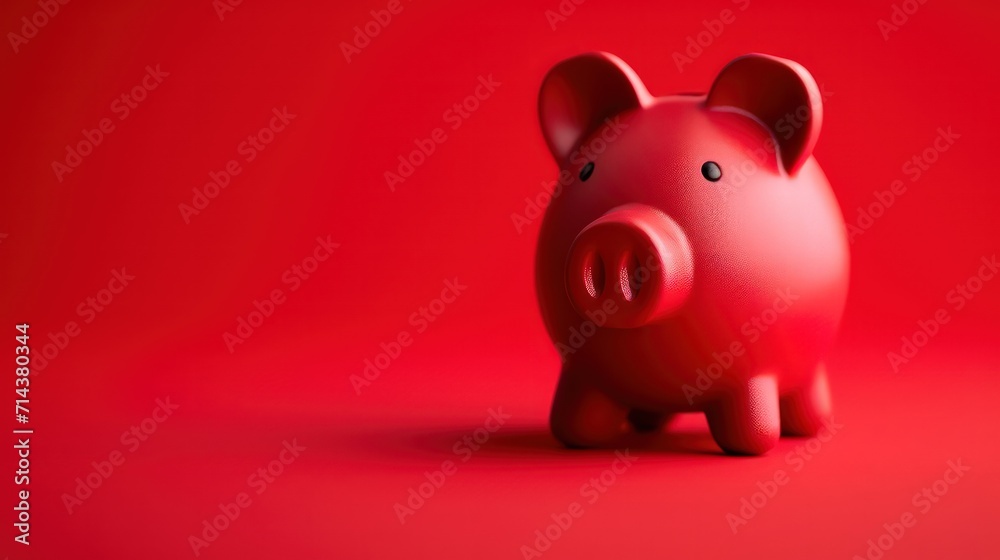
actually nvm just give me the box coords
[705,374,780,455]
[550,365,631,448]
[779,364,833,437]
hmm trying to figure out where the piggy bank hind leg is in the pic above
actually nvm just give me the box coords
[779,364,833,437]
[704,374,780,455]
[550,365,631,448]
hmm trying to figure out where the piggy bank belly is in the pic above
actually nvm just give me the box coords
[539,159,848,411]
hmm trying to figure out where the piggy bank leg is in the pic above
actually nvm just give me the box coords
[550,366,630,448]
[779,364,832,436]
[705,375,780,455]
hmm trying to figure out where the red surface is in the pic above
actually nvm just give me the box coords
[1,0,998,558]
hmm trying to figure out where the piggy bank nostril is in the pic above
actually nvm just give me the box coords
[584,252,606,298]
[620,254,644,302]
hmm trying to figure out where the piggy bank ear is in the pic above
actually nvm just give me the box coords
[539,53,649,161]
[706,54,823,175]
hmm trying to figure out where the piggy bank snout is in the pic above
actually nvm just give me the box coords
[565,204,694,329]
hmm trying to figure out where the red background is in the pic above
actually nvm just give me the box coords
[1,0,998,558]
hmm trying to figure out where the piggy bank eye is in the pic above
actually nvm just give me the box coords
[701,161,722,182]
[579,161,595,182]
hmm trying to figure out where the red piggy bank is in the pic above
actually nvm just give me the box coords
[536,52,849,455]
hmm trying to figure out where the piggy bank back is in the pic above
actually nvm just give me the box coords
[535,52,849,455]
